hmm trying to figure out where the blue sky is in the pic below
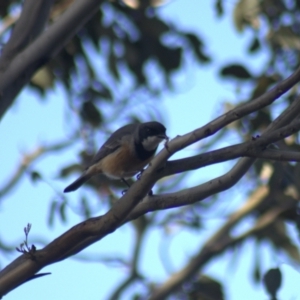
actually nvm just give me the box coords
[1,1,300,299]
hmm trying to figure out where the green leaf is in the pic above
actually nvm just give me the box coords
[81,197,91,219]
[263,268,282,299]
[269,26,300,50]
[189,275,225,300]
[59,201,67,223]
[233,0,260,32]
[80,101,102,127]
[248,36,260,53]
[186,33,211,63]
[141,16,170,37]
[220,64,253,80]
[215,0,224,17]
[47,200,57,227]
[157,44,182,73]
[30,171,41,183]
[266,220,300,262]
[251,75,278,99]
[252,240,262,283]
[109,49,120,81]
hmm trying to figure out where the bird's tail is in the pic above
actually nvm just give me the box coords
[64,173,91,193]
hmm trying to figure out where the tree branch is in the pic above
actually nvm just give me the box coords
[0,0,54,70]
[148,191,295,300]
[245,149,300,161]
[146,69,300,182]
[1,69,300,296]
[162,116,300,178]
[0,0,54,118]
[0,146,158,296]
[59,116,300,259]
[143,91,300,300]
[108,218,148,300]
[0,0,105,119]
[0,139,74,199]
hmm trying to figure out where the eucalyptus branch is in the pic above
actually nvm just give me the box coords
[144,93,300,300]
[1,69,300,296]
[0,139,74,199]
[245,149,300,161]
[0,0,54,118]
[0,0,105,119]
[0,0,54,70]
[146,71,300,180]
[108,218,148,300]
[161,117,300,178]
[148,191,295,300]
[0,149,157,296]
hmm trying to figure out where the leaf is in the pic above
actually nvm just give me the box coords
[248,36,260,53]
[252,240,262,283]
[47,200,57,227]
[140,16,170,37]
[125,41,147,84]
[266,220,300,262]
[59,201,67,223]
[91,83,113,101]
[186,33,211,63]
[215,0,224,17]
[295,215,300,239]
[59,164,82,178]
[268,26,300,50]
[80,101,102,127]
[157,44,182,73]
[233,0,260,32]
[189,275,225,300]
[30,171,41,183]
[85,9,103,49]
[251,75,278,99]
[220,64,253,80]
[31,66,54,89]
[81,197,91,219]
[109,49,120,81]
[263,268,282,299]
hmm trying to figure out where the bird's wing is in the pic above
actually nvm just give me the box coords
[88,124,138,166]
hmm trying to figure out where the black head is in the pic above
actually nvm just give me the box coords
[138,122,167,140]
[136,122,168,152]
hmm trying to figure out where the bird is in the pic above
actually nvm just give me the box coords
[64,121,168,193]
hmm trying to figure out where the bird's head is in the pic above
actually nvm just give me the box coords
[137,122,168,151]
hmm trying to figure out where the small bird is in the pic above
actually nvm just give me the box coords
[64,121,168,193]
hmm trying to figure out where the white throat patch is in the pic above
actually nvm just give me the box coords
[142,136,164,151]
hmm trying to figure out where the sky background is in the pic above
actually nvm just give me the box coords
[1,1,300,299]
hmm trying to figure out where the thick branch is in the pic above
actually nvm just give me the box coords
[148,69,300,178]
[143,94,300,300]
[0,0,105,119]
[148,193,295,300]
[0,0,54,70]
[1,70,300,296]
[0,0,54,117]
[0,153,158,296]
[162,117,300,178]
[245,149,300,161]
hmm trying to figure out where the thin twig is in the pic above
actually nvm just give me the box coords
[0,139,74,199]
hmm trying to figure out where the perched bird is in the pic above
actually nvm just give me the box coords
[64,121,168,193]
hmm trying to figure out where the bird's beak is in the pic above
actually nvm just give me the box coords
[158,134,169,141]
